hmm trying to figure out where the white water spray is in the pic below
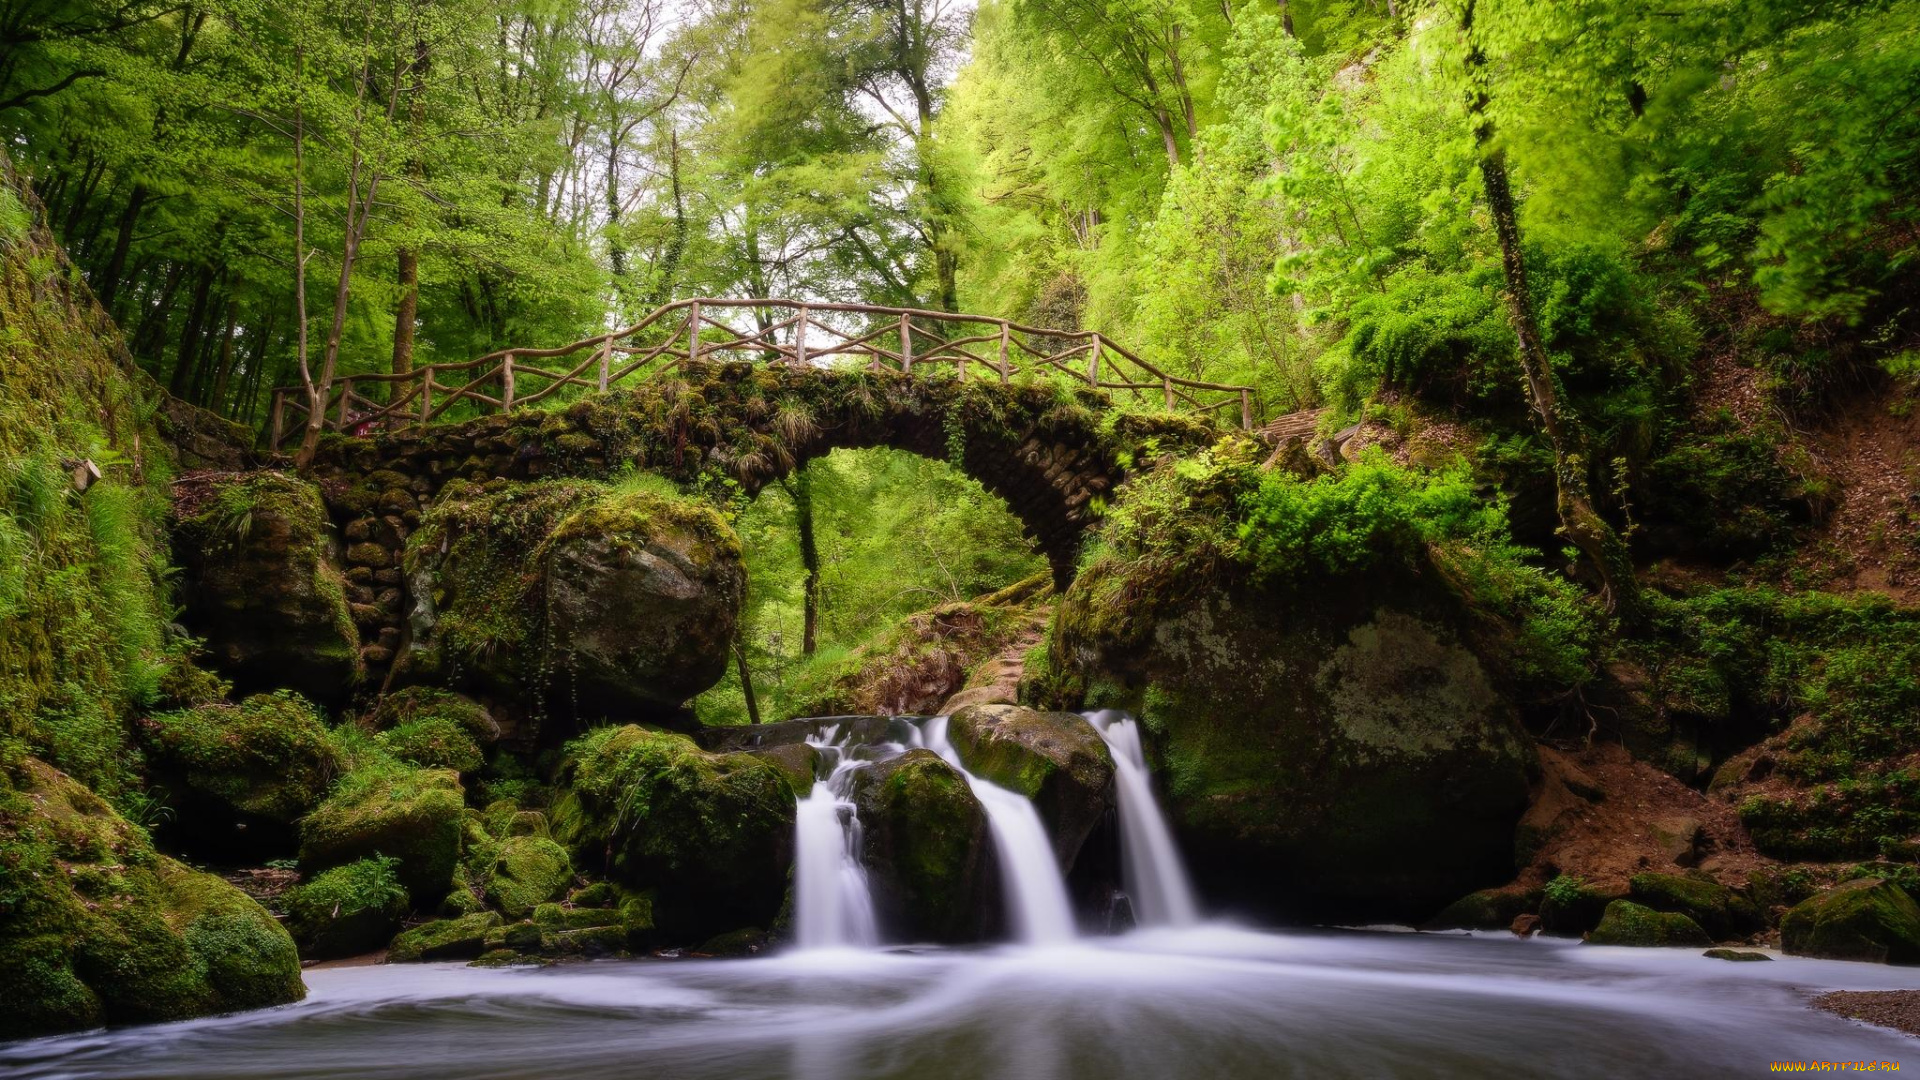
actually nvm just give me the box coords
[1086,710,1200,927]
[793,726,880,949]
[916,716,1077,945]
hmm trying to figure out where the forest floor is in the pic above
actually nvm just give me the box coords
[1693,325,1920,603]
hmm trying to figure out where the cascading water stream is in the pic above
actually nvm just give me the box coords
[916,716,1078,945]
[792,726,880,949]
[1085,710,1200,928]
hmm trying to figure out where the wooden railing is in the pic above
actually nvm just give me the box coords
[267,297,1257,449]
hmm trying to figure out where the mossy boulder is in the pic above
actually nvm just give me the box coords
[387,912,503,963]
[1780,879,1920,965]
[172,471,361,706]
[1628,873,1762,941]
[851,749,992,942]
[282,857,410,960]
[300,764,464,904]
[139,690,341,861]
[1585,900,1713,947]
[378,719,484,773]
[368,686,501,745]
[1053,563,1534,923]
[0,754,305,1039]
[483,834,572,918]
[947,705,1113,868]
[551,725,792,940]
[1424,887,1541,931]
[403,480,745,736]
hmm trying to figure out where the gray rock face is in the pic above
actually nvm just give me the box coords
[401,480,744,735]
[1053,564,1535,923]
[172,471,361,706]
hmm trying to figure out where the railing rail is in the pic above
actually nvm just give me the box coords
[267,297,1257,449]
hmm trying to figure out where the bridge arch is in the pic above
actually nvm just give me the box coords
[312,361,1217,593]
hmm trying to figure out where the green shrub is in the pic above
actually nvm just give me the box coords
[1238,450,1503,583]
[281,856,410,959]
[378,719,484,773]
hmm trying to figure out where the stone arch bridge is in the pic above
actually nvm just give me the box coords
[290,301,1249,672]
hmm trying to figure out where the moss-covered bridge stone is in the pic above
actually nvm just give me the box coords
[310,361,1216,592]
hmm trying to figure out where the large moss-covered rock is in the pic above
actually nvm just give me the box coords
[551,725,792,939]
[139,691,340,861]
[300,764,464,904]
[282,857,410,960]
[1628,873,1762,941]
[1053,563,1534,922]
[851,749,992,942]
[1585,900,1712,947]
[172,471,361,706]
[947,705,1112,868]
[1781,879,1920,964]
[0,754,305,1039]
[403,480,745,735]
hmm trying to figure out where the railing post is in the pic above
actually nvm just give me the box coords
[998,323,1010,383]
[1240,388,1252,430]
[501,353,516,411]
[336,379,354,430]
[598,338,611,391]
[795,305,809,367]
[899,312,912,373]
[1088,336,1101,385]
[269,389,285,449]
[1163,377,1174,412]
[687,302,701,363]
[419,369,434,428]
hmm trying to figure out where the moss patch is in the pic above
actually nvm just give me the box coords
[1781,879,1920,964]
[141,691,340,824]
[282,856,410,960]
[386,911,503,963]
[300,762,464,905]
[0,753,304,1039]
[851,749,989,943]
[1585,900,1713,947]
[550,725,792,938]
[171,470,362,705]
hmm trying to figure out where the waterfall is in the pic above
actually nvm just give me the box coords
[792,726,881,949]
[916,716,1078,945]
[1086,710,1200,928]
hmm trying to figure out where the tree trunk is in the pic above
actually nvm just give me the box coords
[95,183,145,315]
[392,247,417,376]
[734,638,762,725]
[168,267,213,396]
[1461,0,1639,623]
[787,471,821,656]
[208,297,241,411]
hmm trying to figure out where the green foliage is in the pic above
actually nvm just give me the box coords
[696,447,1044,726]
[0,187,30,246]
[280,856,410,957]
[1239,450,1505,583]
[0,754,303,1038]
[1639,587,1920,860]
[0,163,177,799]
[1544,874,1587,907]
[379,719,484,773]
[141,691,341,823]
